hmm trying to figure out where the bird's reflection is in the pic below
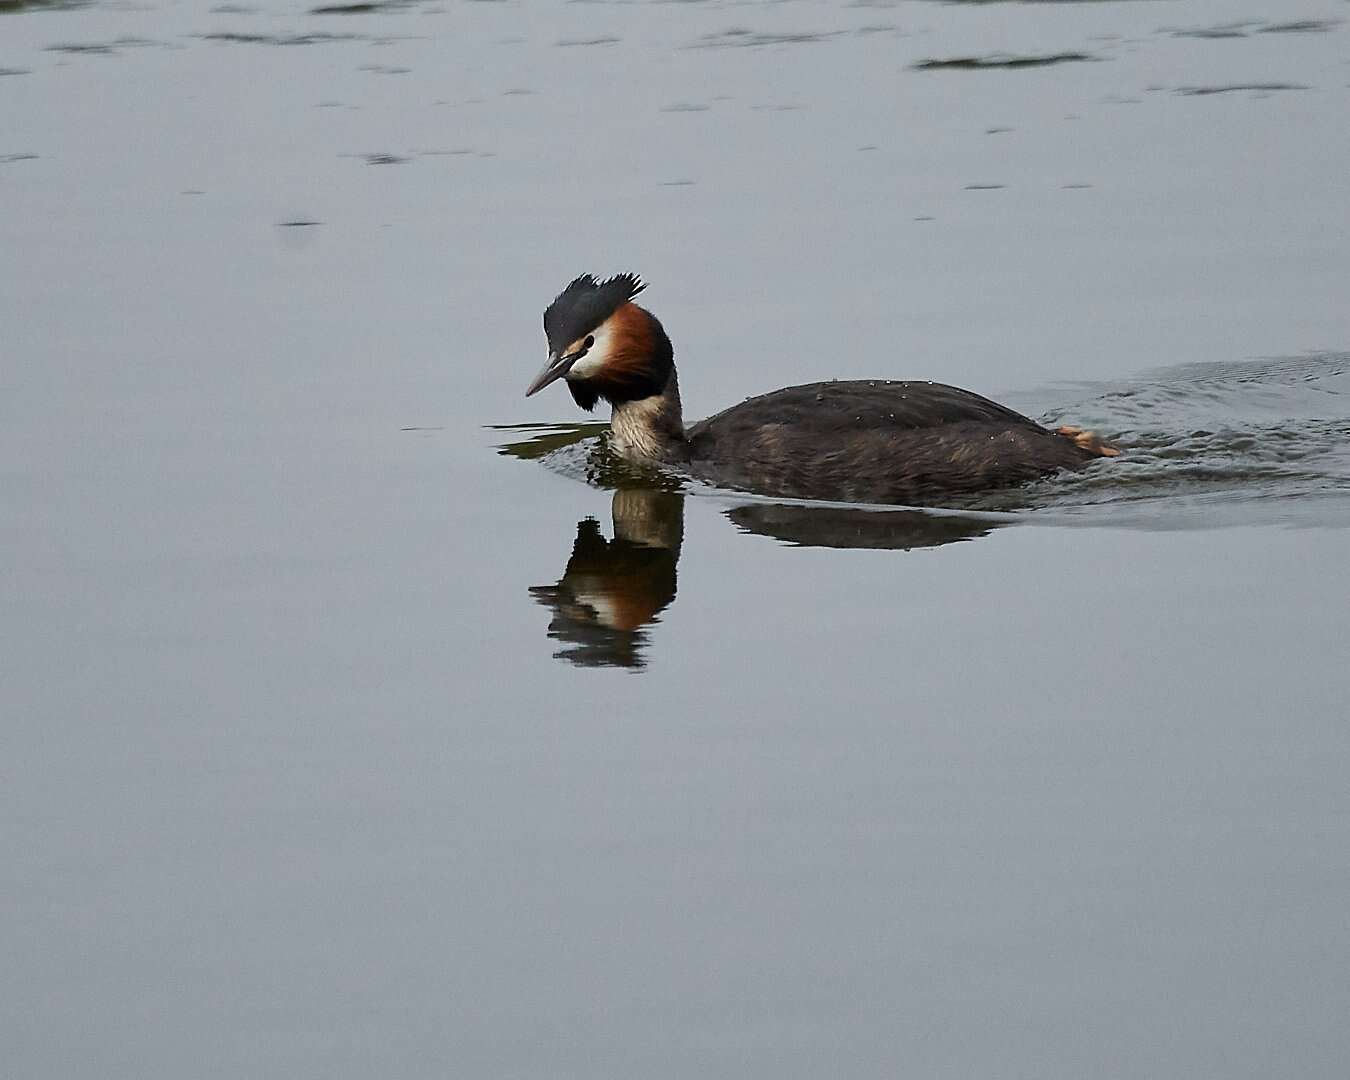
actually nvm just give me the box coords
[529,490,683,670]
[502,423,1003,668]
[528,490,999,670]
[724,502,999,550]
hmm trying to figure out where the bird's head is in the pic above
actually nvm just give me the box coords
[526,273,674,411]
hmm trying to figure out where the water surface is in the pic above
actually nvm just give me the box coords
[4,1,1349,1077]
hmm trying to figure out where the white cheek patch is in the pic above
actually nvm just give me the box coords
[565,316,616,380]
[575,587,622,629]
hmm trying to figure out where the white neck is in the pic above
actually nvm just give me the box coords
[608,369,688,464]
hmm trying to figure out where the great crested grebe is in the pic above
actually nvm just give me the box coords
[525,273,1118,506]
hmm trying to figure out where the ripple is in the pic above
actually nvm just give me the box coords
[1165,21,1262,40]
[199,31,363,45]
[1175,83,1309,96]
[1014,353,1350,522]
[45,37,165,55]
[311,0,412,12]
[694,28,838,49]
[556,36,620,47]
[1261,19,1340,34]
[914,52,1098,71]
[1166,19,1340,39]
[0,0,93,11]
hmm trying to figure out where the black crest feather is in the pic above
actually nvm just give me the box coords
[544,273,647,355]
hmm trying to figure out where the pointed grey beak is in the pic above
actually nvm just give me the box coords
[525,351,575,398]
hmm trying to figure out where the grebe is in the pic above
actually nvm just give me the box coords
[525,273,1118,506]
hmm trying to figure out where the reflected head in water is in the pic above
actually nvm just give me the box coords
[529,490,683,671]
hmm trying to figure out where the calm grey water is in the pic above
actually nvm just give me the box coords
[4,1,1349,1077]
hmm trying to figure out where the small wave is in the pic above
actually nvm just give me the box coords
[1017,353,1350,524]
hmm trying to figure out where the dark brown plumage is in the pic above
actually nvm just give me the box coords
[684,381,1110,505]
